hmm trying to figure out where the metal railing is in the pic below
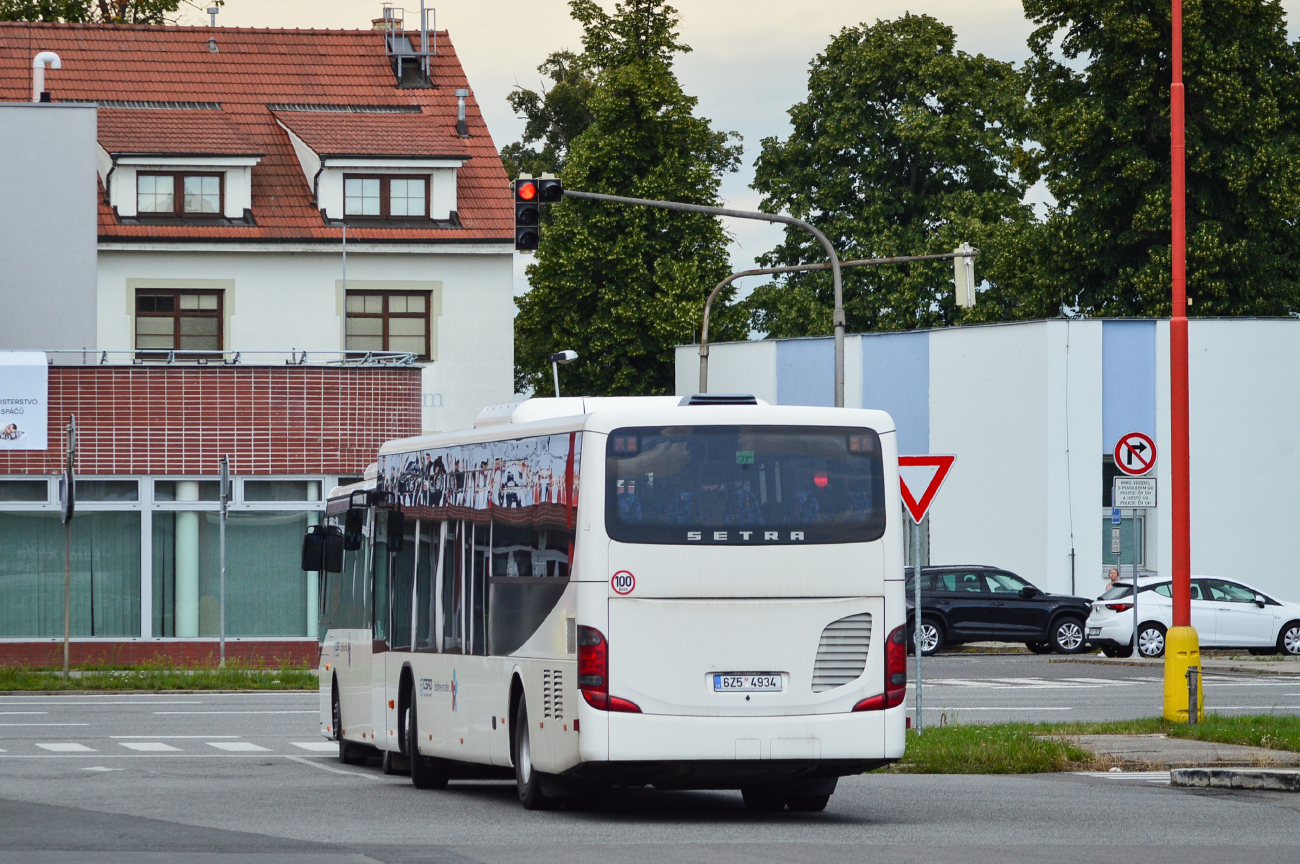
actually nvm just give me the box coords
[41,349,418,367]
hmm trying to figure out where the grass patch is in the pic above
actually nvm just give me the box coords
[888,724,1093,773]
[887,714,1300,773]
[0,659,318,691]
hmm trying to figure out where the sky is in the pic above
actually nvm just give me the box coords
[203,0,1300,297]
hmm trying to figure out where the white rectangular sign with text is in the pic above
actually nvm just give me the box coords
[0,353,48,450]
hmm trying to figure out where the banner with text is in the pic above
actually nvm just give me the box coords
[0,352,47,450]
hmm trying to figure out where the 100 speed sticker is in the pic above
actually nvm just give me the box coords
[611,570,635,595]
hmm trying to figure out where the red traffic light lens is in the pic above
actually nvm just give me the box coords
[516,181,537,201]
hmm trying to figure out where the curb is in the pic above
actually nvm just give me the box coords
[1048,655,1300,677]
[1171,768,1300,791]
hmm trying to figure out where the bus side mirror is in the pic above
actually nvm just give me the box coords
[344,507,365,551]
[387,509,405,553]
[302,525,345,573]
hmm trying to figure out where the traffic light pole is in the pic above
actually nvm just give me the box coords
[697,249,979,393]
[561,189,848,406]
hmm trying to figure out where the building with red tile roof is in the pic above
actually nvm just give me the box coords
[0,20,516,436]
[0,20,516,658]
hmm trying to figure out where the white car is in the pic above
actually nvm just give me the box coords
[1086,576,1300,658]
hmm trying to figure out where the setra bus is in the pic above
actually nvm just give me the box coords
[305,394,907,811]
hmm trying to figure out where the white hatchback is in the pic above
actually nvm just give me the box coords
[1086,576,1300,658]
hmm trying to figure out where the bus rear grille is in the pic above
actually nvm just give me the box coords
[811,613,872,692]
[543,669,563,719]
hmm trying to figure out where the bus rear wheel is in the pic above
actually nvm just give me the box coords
[514,699,553,810]
[407,698,448,790]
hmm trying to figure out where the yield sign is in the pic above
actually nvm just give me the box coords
[1113,431,1156,476]
[898,455,956,523]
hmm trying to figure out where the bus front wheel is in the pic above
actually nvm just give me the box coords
[513,699,553,810]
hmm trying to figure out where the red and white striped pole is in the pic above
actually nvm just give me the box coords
[1165,0,1201,722]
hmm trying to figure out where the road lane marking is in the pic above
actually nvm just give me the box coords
[291,741,339,752]
[154,706,317,711]
[916,707,1073,711]
[0,701,204,705]
[286,754,381,780]
[111,735,240,739]
[0,712,47,715]
[0,723,89,727]
[119,742,181,752]
[36,743,96,752]
[206,742,270,752]
[82,767,123,772]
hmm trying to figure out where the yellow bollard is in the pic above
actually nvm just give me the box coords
[1163,625,1203,722]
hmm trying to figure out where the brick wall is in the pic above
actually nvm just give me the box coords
[0,365,422,475]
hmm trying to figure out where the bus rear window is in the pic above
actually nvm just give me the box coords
[606,425,886,545]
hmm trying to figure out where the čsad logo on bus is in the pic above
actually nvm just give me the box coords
[611,571,635,595]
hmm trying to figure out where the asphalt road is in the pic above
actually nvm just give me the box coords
[0,658,1297,863]
[906,652,1300,724]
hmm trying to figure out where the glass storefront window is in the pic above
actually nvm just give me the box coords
[244,480,321,502]
[0,511,141,637]
[0,480,47,502]
[153,510,313,637]
[76,480,138,502]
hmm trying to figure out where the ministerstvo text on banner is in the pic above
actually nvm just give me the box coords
[0,352,48,450]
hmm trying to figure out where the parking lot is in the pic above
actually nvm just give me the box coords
[0,656,1297,863]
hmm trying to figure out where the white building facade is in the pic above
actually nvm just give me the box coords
[678,319,1300,602]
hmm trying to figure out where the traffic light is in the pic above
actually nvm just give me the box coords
[537,174,563,203]
[514,175,539,251]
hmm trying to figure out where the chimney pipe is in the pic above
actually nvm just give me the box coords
[32,51,61,103]
[455,88,469,137]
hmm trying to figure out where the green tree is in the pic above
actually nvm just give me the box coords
[745,14,1037,337]
[1023,0,1300,316]
[500,51,595,181]
[513,0,743,396]
[0,0,218,23]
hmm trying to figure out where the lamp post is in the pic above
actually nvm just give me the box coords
[549,350,578,398]
[562,189,846,406]
[697,248,979,393]
[1164,0,1200,722]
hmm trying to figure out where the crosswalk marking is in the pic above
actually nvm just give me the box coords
[206,741,270,752]
[36,743,95,752]
[118,742,180,752]
[291,741,338,752]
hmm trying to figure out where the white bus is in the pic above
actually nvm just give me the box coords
[307,394,907,811]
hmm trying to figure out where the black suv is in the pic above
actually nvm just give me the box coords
[905,566,1093,656]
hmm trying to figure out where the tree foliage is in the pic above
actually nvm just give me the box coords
[0,0,217,23]
[745,14,1036,337]
[500,51,595,181]
[512,0,743,396]
[1023,0,1300,317]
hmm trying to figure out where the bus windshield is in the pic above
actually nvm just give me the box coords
[605,425,885,545]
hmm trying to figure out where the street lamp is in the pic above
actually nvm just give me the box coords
[549,350,578,398]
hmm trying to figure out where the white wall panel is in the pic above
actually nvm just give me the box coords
[928,323,1052,587]
[676,340,777,403]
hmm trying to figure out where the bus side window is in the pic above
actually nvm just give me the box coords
[414,519,437,652]
[470,521,489,656]
[389,517,417,650]
[372,511,389,643]
[441,520,463,653]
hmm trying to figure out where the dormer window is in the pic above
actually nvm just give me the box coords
[137,172,224,216]
[344,174,428,219]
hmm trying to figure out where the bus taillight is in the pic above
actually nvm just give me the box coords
[852,624,908,712]
[577,626,641,713]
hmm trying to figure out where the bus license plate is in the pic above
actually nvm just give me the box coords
[713,674,782,692]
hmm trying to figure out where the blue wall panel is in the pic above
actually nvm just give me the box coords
[775,338,835,407]
[1102,320,1157,452]
[861,331,930,455]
